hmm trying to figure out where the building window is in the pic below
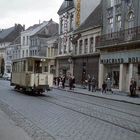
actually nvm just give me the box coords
[115,5,121,14]
[23,37,25,45]
[74,41,78,55]
[89,37,94,53]
[84,39,88,54]
[107,8,113,17]
[126,11,134,29]
[107,17,114,33]
[27,36,28,45]
[116,15,121,31]
[60,19,63,34]
[22,50,24,58]
[26,50,28,57]
[115,0,121,5]
[79,40,83,54]
[111,0,114,7]
[59,38,62,55]
[64,45,67,54]
[70,14,74,31]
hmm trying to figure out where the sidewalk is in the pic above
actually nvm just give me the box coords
[0,109,32,140]
[53,85,140,105]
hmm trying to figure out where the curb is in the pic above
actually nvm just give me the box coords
[53,87,140,105]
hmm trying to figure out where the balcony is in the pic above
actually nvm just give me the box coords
[95,26,140,49]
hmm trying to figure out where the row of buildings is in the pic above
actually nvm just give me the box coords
[0,0,140,93]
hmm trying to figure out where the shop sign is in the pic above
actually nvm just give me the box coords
[101,57,140,64]
[128,57,140,63]
[101,58,124,64]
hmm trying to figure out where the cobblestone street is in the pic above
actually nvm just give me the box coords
[0,80,140,140]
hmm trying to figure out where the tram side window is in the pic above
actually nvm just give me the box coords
[35,61,42,73]
[20,61,26,72]
[12,62,16,72]
[44,65,48,72]
[23,61,26,72]
[13,62,18,72]
[19,62,22,72]
[28,60,33,72]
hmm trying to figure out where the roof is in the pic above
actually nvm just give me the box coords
[57,0,74,15]
[0,24,24,43]
[25,21,49,35]
[74,2,102,33]
[10,36,21,45]
[23,19,58,38]
[0,27,15,39]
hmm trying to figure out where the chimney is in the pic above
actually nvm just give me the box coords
[39,20,41,24]
[23,25,25,31]
[15,23,17,28]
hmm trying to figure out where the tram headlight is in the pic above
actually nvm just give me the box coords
[40,59,46,62]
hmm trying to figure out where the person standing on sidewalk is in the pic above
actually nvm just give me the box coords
[91,76,96,92]
[129,78,137,97]
[102,81,107,93]
[69,74,73,90]
[87,74,92,91]
[62,75,66,89]
[72,76,75,90]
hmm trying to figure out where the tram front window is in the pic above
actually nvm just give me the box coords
[35,61,42,73]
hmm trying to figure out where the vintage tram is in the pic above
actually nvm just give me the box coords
[11,56,53,94]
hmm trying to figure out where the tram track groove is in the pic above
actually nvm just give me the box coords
[12,88,140,134]
[50,94,140,125]
[52,91,140,118]
[38,95,140,135]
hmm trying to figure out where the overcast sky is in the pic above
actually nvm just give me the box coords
[0,0,64,29]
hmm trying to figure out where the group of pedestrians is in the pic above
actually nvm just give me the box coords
[54,75,66,89]
[129,78,137,97]
[54,74,75,90]
[87,74,97,92]
[54,74,138,97]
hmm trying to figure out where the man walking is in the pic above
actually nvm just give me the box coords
[91,76,96,92]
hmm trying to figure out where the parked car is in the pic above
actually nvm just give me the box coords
[3,73,11,80]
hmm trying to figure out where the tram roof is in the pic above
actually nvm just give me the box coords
[12,56,48,62]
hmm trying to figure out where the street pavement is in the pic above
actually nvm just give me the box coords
[0,109,32,140]
[53,85,140,105]
[0,80,140,140]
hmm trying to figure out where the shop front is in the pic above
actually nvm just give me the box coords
[73,55,99,85]
[56,57,73,77]
[99,50,140,92]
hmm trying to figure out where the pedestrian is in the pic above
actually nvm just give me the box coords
[91,76,96,92]
[87,74,92,91]
[69,75,73,90]
[129,79,137,97]
[62,75,66,89]
[106,78,111,91]
[72,76,75,90]
[133,79,137,96]
[102,81,107,93]
[130,80,134,96]
[57,76,60,87]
